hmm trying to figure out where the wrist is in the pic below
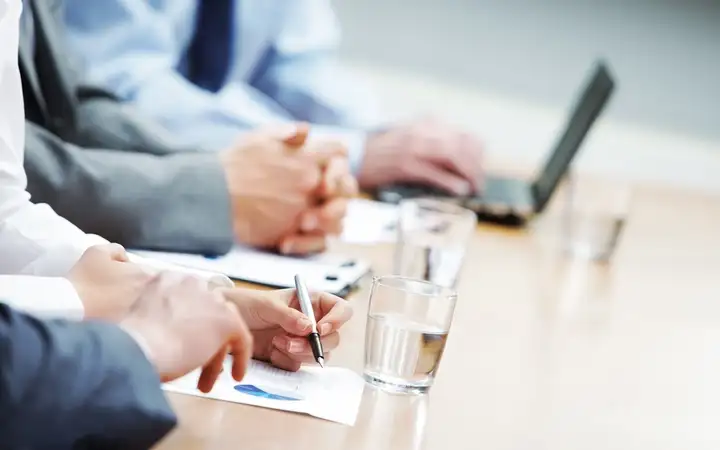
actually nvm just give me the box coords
[66,277,96,319]
[120,321,158,369]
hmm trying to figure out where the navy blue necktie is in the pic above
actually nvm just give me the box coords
[187,0,235,93]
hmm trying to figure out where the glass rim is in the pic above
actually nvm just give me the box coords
[399,197,476,220]
[372,275,457,299]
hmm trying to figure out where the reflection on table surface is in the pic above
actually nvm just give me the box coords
[157,183,720,450]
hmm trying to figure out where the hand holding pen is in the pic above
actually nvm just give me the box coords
[222,283,353,372]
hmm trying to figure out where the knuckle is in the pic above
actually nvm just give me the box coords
[83,245,103,258]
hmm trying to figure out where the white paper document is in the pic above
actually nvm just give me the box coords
[163,359,365,426]
[341,199,398,244]
[131,245,370,295]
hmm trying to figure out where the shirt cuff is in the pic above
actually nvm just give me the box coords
[0,276,84,320]
[309,125,368,175]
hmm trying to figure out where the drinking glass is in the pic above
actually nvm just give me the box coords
[534,175,632,262]
[363,275,457,395]
[394,199,477,288]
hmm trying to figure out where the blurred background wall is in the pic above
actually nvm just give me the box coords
[334,0,720,143]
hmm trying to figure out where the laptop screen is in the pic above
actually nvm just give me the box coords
[531,62,616,213]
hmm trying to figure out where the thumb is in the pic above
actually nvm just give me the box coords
[306,140,348,169]
[281,122,310,148]
[408,162,472,196]
[257,297,312,335]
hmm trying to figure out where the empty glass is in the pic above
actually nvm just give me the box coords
[534,175,633,262]
[363,275,457,395]
[393,199,477,288]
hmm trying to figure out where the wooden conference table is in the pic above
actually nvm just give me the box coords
[157,182,720,450]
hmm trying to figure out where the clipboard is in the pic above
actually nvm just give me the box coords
[131,245,371,297]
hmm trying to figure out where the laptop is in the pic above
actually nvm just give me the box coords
[375,60,616,227]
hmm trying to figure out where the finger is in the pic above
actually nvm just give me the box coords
[260,122,310,148]
[460,132,485,192]
[279,233,327,256]
[197,346,227,393]
[318,157,354,198]
[434,132,483,192]
[253,296,312,335]
[226,303,253,382]
[315,293,353,336]
[341,174,359,198]
[282,122,311,148]
[269,348,302,372]
[271,348,333,366]
[305,140,348,169]
[299,198,348,234]
[273,332,341,355]
[405,161,472,196]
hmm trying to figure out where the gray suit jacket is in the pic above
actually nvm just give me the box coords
[19,0,233,254]
[0,303,177,449]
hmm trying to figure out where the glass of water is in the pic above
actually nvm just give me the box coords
[394,199,477,288]
[363,275,457,395]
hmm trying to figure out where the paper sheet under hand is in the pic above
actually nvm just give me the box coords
[341,199,398,244]
[163,359,365,426]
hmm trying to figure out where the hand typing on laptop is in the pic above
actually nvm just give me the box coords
[221,123,358,256]
[358,118,485,196]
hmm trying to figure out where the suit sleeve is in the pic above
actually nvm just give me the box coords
[24,121,234,254]
[0,303,176,449]
[72,91,217,155]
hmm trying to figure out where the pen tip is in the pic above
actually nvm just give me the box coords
[318,358,325,369]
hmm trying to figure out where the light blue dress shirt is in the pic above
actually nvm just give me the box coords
[62,0,380,172]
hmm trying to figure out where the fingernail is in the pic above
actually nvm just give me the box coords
[301,214,318,232]
[319,323,332,335]
[280,240,293,255]
[272,336,286,348]
[288,341,304,353]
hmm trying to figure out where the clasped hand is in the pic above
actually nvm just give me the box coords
[221,123,358,255]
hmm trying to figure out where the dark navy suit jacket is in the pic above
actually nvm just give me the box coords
[0,304,176,449]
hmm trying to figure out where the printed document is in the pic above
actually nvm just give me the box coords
[164,359,365,426]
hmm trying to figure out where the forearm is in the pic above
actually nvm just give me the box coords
[74,95,201,156]
[0,304,176,448]
[130,72,289,151]
[25,123,234,254]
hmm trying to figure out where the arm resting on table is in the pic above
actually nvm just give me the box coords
[0,303,176,449]
[24,122,234,254]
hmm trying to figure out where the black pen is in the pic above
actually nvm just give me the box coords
[294,274,324,368]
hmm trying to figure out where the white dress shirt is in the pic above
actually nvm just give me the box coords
[0,0,101,319]
[63,0,382,172]
[0,0,231,320]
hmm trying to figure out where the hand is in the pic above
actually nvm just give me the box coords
[66,244,154,320]
[220,123,356,254]
[357,118,484,195]
[221,287,353,372]
[120,272,253,393]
